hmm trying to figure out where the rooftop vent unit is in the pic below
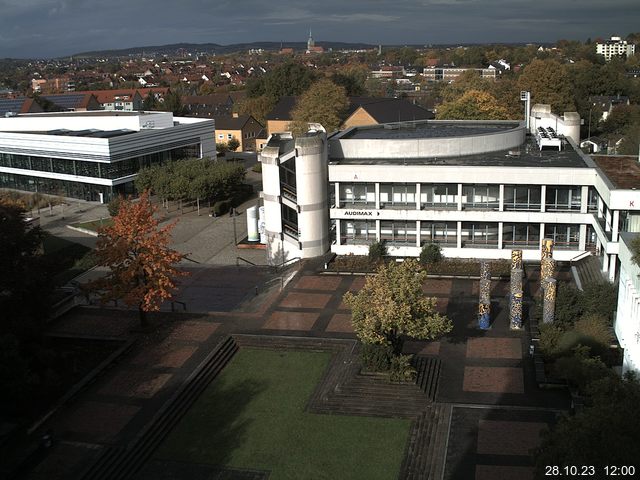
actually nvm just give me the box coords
[535,126,562,151]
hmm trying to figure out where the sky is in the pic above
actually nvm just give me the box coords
[1,0,639,58]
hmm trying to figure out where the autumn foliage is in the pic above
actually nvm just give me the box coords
[343,259,452,355]
[89,191,188,326]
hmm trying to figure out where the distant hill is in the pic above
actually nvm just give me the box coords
[72,41,380,58]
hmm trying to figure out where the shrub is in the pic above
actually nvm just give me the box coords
[538,323,565,359]
[368,240,387,263]
[360,343,393,372]
[212,199,231,216]
[573,314,612,357]
[581,281,618,323]
[227,138,240,152]
[552,346,610,393]
[216,142,228,154]
[107,195,124,217]
[419,243,442,266]
[389,354,417,382]
[251,162,262,173]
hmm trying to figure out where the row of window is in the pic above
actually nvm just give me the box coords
[0,144,200,180]
[333,183,598,212]
[339,220,589,249]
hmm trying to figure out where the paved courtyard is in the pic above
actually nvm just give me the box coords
[24,260,572,480]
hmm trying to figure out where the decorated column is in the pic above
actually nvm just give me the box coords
[511,249,523,271]
[478,261,491,329]
[510,291,523,329]
[541,257,556,290]
[543,278,557,323]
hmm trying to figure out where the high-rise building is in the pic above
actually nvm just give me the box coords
[596,36,635,61]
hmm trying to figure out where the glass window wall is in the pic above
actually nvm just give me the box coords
[545,186,582,211]
[461,222,498,247]
[380,183,416,209]
[503,223,540,248]
[545,223,580,249]
[462,185,499,210]
[339,183,376,207]
[420,184,458,209]
[420,221,457,246]
[341,220,377,244]
[503,185,541,211]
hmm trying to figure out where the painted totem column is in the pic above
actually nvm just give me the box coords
[510,250,524,329]
[478,261,491,329]
[543,278,557,323]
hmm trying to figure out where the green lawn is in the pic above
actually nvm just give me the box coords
[156,349,411,480]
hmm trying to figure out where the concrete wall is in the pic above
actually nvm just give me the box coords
[615,234,640,374]
[330,123,525,159]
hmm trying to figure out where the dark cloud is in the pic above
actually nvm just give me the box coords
[0,0,638,58]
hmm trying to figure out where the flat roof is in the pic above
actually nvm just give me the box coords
[330,137,588,168]
[592,155,640,189]
[10,128,137,138]
[339,121,520,140]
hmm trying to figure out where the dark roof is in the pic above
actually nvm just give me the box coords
[213,114,256,130]
[592,156,640,189]
[346,97,435,123]
[41,93,97,110]
[266,96,297,121]
[0,97,30,116]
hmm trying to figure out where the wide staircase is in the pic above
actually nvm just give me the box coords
[572,253,606,289]
[80,336,239,480]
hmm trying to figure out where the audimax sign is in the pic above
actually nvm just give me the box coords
[343,210,381,217]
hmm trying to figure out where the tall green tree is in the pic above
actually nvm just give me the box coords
[436,89,508,120]
[246,61,317,101]
[518,59,575,113]
[290,79,349,134]
[343,259,452,355]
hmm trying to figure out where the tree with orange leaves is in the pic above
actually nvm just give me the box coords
[89,191,188,328]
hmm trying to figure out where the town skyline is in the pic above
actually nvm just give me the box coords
[1,0,639,59]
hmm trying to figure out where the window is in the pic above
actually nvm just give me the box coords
[461,222,498,247]
[503,223,540,248]
[420,184,458,209]
[342,220,376,244]
[545,186,581,211]
[281,205,298,239]
[218,134,224,139]
[379,183,416,208]
[545,224,580,249]
[504,185,541,211]
[340,183,375,207]
[420,222,457,246]
[462,185,499,210]
[227,134,233,140]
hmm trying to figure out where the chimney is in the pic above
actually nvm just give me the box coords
[232,112,239,118]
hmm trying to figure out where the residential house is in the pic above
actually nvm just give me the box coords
[213,113,264,151]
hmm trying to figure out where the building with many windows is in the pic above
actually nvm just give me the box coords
[596,36,635,61]
[260,107,640,284]
[0,111,215,202]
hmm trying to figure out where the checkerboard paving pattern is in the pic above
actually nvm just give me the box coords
[325,313,354,333]
[279,292,332,309]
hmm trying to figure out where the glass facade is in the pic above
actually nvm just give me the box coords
[342,220,376,244]
[420,184,458,209]
[0,143,200,201]
[339,183,375,207]
[281,204,298,239]
[379,183,416,209]
[545,223,580,249]
[380,220,416,245]
[503,223,540,248]
[462,185,500,210]
[279,159,296,202]
[545,186,582,211]
[420,221,457,246]
[504,185,542,211]
[461,222,498,247]
[0,143,200,181]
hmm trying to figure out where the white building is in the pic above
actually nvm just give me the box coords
[596,36,635,61]
[259,107,640,284]
[615,233,640,374]
[0,111,215,202]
